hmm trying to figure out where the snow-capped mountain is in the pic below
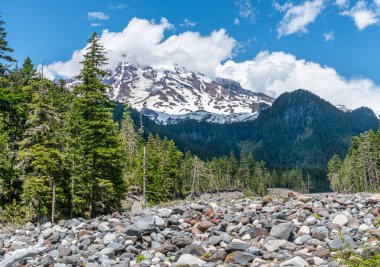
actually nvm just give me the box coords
[101,61,273,124]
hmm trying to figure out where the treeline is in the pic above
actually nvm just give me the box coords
[328,128,380,193]
[0,17,308,223]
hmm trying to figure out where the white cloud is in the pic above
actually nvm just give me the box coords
[87,12,109,20]
[234,18,240,25]
[273,1,293,12]
[335,0,349,8]
[179,19,196,27]
[108,4,127,10]
[90,23,102,27]
[277,0,325,37]
[234,0,256,22]
[44,18,236,79]
[342,1,380,30]
[44,17,380,112]
[323,31,335,41]
[215,51,380,112]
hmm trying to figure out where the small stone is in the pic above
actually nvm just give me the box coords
[311,226,328,241]
[280,256,309,267]
[332,214,349,226]
[197,220,215,232]
[154,216,165,227]
[226,241,250,253]
[358,224,370,234]
[64,255,80,265]
[103,233,116,245]
[209,235,222,245]
[176,254,206,266]
[98,222,110,232]
[298,195,312,203]
[100,247,115,258]
[229,251,255,265]
[158,208,173,218]
[299,226,310,235]
[58,245,72,257]
[42,228,54,239]
[131,201,143,213]
[270,223,294,240]
[262,195,273,205]
[135,216,156,234]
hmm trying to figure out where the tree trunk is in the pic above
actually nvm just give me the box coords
[191,157,197,200]
[51,180,56,224]
[143,146,146,208]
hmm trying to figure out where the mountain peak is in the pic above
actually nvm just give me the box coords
[103,61,274,124]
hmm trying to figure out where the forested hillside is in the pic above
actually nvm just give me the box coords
[126,90,379,191]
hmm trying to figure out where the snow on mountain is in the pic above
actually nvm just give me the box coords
[101,61,273,124]
[336,105,351,113]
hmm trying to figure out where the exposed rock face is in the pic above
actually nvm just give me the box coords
[1,192,379,266]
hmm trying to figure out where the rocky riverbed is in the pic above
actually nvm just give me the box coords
[1,191,380,266]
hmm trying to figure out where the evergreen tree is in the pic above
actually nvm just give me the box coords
[18,87,63,221]
[0,115,13,203]
[20,57,37,85]
[65,33,126,217]
[0,15,16,76]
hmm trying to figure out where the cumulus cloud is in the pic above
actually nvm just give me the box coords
[215,51,380,112]
[234,18,240,25]
[323,31,335,41]
[87,12,109,20]
[44,18,236,79]
[44,17,380,112]
[342,1,380,30]
[179,19,196,27]
[276,0,325,37]
[234,0,256,22]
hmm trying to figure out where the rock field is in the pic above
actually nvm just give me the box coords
[1,191,380,266]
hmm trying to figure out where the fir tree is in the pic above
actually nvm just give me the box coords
[18,87,63,221]
[65,32,126,217]
[0,115,13,203]
[0,15,16,76]
[20,57,37,85]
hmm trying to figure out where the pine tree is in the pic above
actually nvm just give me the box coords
[65,32,126,217]
[0,115,13,203]
[18,85,63,221]
[163,140,182,197]
[327,154,342,192]
[20,57,37,85]
[0,15,16,76]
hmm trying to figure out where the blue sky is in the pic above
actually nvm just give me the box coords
[1,0,380,111]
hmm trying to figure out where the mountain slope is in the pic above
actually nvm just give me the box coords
[104,61,273,124]
[120,90,379,177]
[250,90,379,169]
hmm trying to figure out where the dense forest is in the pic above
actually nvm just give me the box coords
[127,91,379,191]
[327,128,380,193]
[0,17,309,224]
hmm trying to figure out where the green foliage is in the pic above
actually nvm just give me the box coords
[65,32,126,218]
[135,254,147,263]
[328,128,380,193]
[333,247,380,267]
[0,200,31,227]
[0,15,16,75]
